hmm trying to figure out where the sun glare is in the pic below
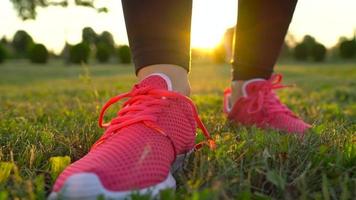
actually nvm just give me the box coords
[191,0,237,49]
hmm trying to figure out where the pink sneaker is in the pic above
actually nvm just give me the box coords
[224,74,311,135]
[49,73,215,199]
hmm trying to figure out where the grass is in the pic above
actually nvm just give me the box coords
[0,60,355,199]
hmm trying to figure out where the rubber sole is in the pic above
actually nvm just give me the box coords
[48,151,192,200]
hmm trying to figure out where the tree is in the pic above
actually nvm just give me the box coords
[302,35,317,49]
[311,43,327,62]
[293,43,308,61]
[117,45,131,64]
[97,31,115,51]
[60,42,71,62]
[12,30,34,57]
[339,39,356,59]
[28,44,49,64]
[82,27,98,45]
[69,42,91,64]
[10,0,107,20]
[0,44,7,63]
[96,43,111,63]
[293,35,328,62]
[1,37,8,45]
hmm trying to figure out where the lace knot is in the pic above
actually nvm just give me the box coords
[92,85,216,151]
[246,74,293,115]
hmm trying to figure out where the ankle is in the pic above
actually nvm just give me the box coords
[137,64,191,96]
[230,80,245,104]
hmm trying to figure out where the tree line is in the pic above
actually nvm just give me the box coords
[1,28,356,65]
[284,35,356,62]
[212,27,356,63]
[0,27,131,65]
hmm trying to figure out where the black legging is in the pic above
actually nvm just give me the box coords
[122,0,298,80]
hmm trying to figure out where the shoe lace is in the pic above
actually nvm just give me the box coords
[91,84,216,152]
[246,74,296,118]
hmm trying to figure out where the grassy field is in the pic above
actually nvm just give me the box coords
[0,61,355,199]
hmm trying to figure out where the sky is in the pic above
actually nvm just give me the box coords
[0,0,355,54]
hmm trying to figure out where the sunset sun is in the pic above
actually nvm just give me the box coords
[191,0,237,49]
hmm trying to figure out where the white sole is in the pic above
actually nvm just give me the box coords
[48,150,193,200]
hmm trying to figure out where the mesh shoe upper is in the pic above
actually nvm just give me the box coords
[53,74,214,192]
[224,74,311,134]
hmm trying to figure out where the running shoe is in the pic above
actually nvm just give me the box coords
[223,74,311,135]
[49,73,215,199]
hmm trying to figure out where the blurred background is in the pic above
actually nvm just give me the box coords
[0,1,355,199]
[0,0,356,65]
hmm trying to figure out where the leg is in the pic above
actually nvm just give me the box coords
[230,0,298,101]
[224,0,311,135]
[50,1,215,198]
[122,0,192,95]
[232,0,298,81]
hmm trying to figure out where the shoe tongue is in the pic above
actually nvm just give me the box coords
[242,78,266,97]
[138,73,173,91]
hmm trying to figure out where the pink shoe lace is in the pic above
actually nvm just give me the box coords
[244,74,297,120]
[92,84,216,152]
